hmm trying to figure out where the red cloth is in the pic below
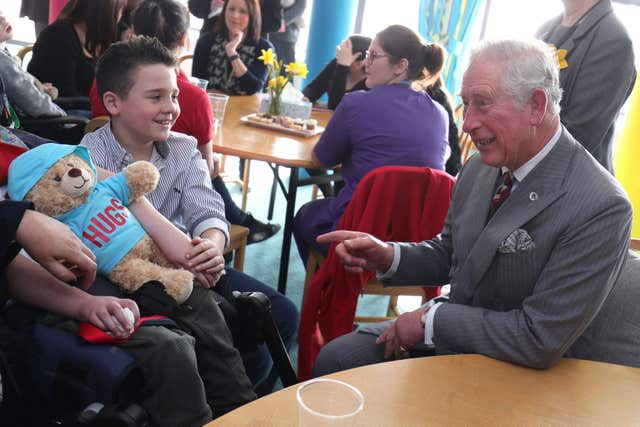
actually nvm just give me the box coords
[89,69,213,146]
[78,315,168,344]
[297,166,455,380]
[0,141,28,185]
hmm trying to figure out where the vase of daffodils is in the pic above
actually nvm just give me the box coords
[258,48,308,116]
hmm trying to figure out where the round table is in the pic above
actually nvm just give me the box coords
[205,354,640,426]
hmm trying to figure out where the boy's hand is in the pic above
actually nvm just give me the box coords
[186,236,225,287]
[78,296,140,338]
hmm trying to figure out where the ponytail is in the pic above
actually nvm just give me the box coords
[377,25,447,89]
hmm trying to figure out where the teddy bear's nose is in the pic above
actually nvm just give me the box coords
[68,168,82,178]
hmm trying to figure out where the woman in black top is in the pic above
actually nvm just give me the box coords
[302,35,370,110]
[192,0,272,95]
[28,0,125,97]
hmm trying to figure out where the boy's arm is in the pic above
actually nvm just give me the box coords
[129,198,217,287]
[6,254,139,337]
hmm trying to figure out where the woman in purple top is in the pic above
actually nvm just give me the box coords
[294,24,449,264]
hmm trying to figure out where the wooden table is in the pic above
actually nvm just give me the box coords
[212,94,332,294]
[205,355,640,426]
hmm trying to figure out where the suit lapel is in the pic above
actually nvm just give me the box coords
[452,129,575,303]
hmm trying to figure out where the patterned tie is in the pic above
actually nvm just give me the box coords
[488,171,513,218]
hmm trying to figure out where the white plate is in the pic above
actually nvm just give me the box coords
[240,114,325,138]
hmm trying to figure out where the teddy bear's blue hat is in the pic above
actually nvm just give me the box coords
[8,143,96,201]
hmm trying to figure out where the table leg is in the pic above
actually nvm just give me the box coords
[267,164,279,221]
[277,167,299,295]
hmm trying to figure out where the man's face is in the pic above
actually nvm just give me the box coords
[460,59,533,171]
[0,11,13,44]
[109,64,180,144]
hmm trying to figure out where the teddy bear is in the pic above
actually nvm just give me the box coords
[7,143,193,304]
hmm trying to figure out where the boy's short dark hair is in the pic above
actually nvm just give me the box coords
[96,35,177,100]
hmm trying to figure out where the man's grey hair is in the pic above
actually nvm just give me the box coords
[468,39,562,115]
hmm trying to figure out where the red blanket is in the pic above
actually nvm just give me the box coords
[297,166,455,380]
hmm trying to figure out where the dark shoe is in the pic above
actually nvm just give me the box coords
[243,213,281,244]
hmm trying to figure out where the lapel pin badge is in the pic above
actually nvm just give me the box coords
[529,192,538,201]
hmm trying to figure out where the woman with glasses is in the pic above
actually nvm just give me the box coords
[293,24,449,264]
[303,35,371,111]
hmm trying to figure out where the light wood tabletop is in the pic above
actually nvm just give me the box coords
[205,354,640,427]
[212,94,332,168]
[210,93,334,294]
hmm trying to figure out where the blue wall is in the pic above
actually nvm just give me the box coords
[305,0,358,85]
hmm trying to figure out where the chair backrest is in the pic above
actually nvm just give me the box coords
[85,116,110,134]
[178,54,193,75]
[453,103,475,164]
[298,166,456,380]
[16,45,34,69]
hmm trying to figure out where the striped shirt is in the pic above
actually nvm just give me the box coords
[81,124,229,243]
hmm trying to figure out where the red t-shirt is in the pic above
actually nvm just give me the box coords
[89,69,213,147]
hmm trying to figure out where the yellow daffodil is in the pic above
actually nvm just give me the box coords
[258,48,275,66]
[284,62,309,78]
[549,44,568,70]
[276,75,287,88]
[268,78,277,89]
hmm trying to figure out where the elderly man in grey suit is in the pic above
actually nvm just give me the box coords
[313,38,635,376]
[536,0,636,173]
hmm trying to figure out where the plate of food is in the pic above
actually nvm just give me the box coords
[241,113,325,137]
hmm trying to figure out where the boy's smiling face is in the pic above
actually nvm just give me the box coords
[106,63,180,146]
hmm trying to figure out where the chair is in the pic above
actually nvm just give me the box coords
[630,238,640,251]
[227,224,249,271]
[178,54,193,75]
[304,248,427,324]
[16,44,33,68]
[1,289,296,426]
[297,166,456,380]
[453,103,476,164]
[84,116,110,134]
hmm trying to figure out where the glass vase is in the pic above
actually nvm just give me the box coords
[268,92,281,116]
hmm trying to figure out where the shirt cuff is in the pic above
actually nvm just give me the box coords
[376,243,400,281]
[423,302,442,347]
[193,218,230,247]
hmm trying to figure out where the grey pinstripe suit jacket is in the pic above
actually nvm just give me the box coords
[386,128,632,368]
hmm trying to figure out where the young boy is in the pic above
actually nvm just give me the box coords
[81,36,259,426]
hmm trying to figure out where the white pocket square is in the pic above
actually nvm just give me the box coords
[498,229,535,254]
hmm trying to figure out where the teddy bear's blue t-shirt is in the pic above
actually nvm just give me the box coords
[57,173,146,275]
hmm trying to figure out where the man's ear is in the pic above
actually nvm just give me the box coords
[529,87,548,126]
[102,91,121,116]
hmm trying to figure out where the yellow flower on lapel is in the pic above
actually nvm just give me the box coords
[549,44,568,70]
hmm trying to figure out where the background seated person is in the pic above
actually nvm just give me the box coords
[28,0,125,98]
[192,0,271,95]
[302,35,371,110]
[293,25,449,264]
[89,0,280,244]
[313,39,632,377]
[0,9,64,120]
[85,35,298,397]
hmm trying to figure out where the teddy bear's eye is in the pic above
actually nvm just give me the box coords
[54,176,62,182]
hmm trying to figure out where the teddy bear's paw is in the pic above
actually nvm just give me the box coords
[124,161,160,200]
[162,269,194,304]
